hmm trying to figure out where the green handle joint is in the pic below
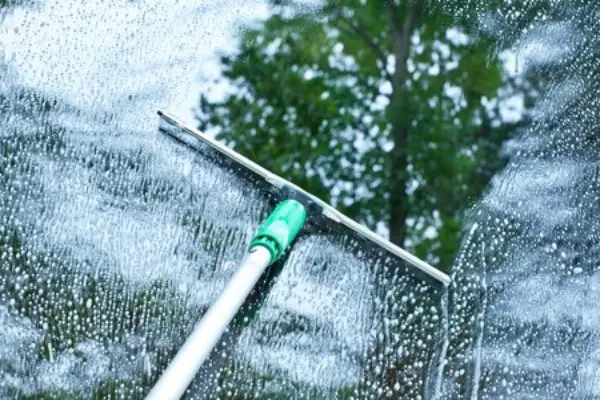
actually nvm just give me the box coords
[249,199,307,264]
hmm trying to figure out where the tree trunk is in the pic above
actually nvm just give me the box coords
[384,1,425,397]
[385,1,424,249]
[388,108,410,247]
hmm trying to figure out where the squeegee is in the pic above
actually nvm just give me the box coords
[145,111,451,400]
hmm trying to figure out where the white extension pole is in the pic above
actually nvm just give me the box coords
[144,245,272,400]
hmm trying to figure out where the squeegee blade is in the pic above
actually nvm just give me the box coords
[156,110,451,287]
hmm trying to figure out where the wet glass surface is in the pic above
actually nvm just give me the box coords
[1,0,599,399]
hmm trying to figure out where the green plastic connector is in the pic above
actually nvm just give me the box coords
[249,199,307,264]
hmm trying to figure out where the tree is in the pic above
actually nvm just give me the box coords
[197,0,525,271]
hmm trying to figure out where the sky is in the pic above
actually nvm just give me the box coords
[0,0,270,130]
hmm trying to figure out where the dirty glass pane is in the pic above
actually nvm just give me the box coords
[2,0,597,399]
[1,2,447,398]
[441,1,600,399]
[0,88,446,398]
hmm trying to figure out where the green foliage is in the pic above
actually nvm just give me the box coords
[198,0,525,270]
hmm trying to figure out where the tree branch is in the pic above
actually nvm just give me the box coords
[385,0,425,88]
[330,9,393,82]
